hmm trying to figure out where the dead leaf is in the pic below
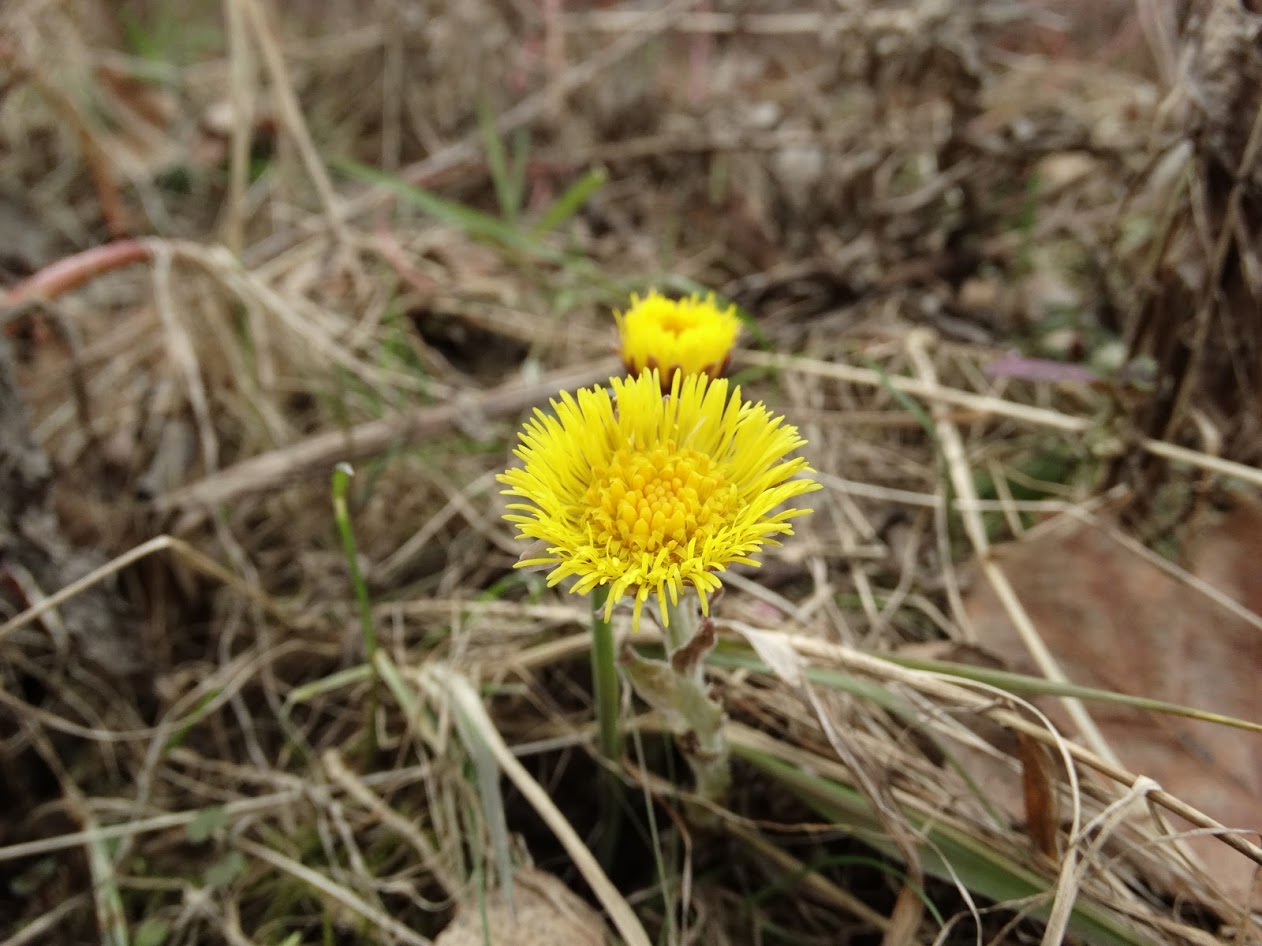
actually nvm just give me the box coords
[721,619,807,688]
[1016,730,1060,859]
[962,501,1262,903]
[435,868,607,946]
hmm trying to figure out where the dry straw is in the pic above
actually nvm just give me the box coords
[4,0,1262,942]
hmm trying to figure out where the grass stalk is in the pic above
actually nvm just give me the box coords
[331,463,379,761]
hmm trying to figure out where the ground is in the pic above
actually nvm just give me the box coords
[0,1,1260,944]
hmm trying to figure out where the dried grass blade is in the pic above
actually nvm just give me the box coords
[730,725,1148,946]
[425,663,651,946]
[237,838,432,946]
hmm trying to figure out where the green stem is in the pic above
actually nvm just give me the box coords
[589,585,624,871]
[589,585,622,761]
[332,463,379,762]
[332,468,376,661]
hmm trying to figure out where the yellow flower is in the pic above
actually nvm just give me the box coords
[615,290,741,385]
[498,370,819,628]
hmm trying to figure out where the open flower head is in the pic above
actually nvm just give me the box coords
[615,290,742,386]
[498,370,820,628]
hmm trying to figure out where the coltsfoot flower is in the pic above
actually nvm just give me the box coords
[498,370,820,628]
[615,290,742,385]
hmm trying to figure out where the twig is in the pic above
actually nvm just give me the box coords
[221,0,255,256]
[560,8,1022,36]
[739,349,1262,491]
[0,534,304,644]
[158,357,620,525]
[1,241,152,309]
[236,0,354,257]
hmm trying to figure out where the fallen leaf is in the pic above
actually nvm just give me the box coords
[1017,730,1060,860]
[961,500,1262,903]
[435,867,607,946]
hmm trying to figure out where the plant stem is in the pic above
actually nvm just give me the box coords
[589,585,624,871]
[332,463,379,762]
[589,585,622,762]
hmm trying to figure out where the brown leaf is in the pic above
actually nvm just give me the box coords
[962,501,1262,902]
[1016,730,1059,859]
[435,868,607,946]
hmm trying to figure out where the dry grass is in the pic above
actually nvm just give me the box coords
[1,0,1260,944]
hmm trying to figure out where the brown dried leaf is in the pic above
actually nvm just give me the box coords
[963,502,1262,902]
[1016,729,1060,860]
[435,868,607,946]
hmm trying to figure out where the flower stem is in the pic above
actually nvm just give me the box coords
[589,586,625,871]
[589,585,622,762]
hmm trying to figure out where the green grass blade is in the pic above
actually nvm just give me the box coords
[373,651,416,719]
[448,687,516,914]
[336,159,563,262]
[478,100,524,223]
[332,463,376,663]
[735,741,1149,946]
[282,665,373,709]
[709,646,909,713]
[888,654,1262,735]
[532,167,608,236]
[716,640,1262,735]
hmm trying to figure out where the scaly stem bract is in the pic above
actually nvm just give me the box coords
[662,595,731,803]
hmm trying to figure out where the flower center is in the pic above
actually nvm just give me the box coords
[584,442,737,558]
[657,311,699,336]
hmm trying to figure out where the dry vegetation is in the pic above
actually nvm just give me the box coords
[1,1,1261,944]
